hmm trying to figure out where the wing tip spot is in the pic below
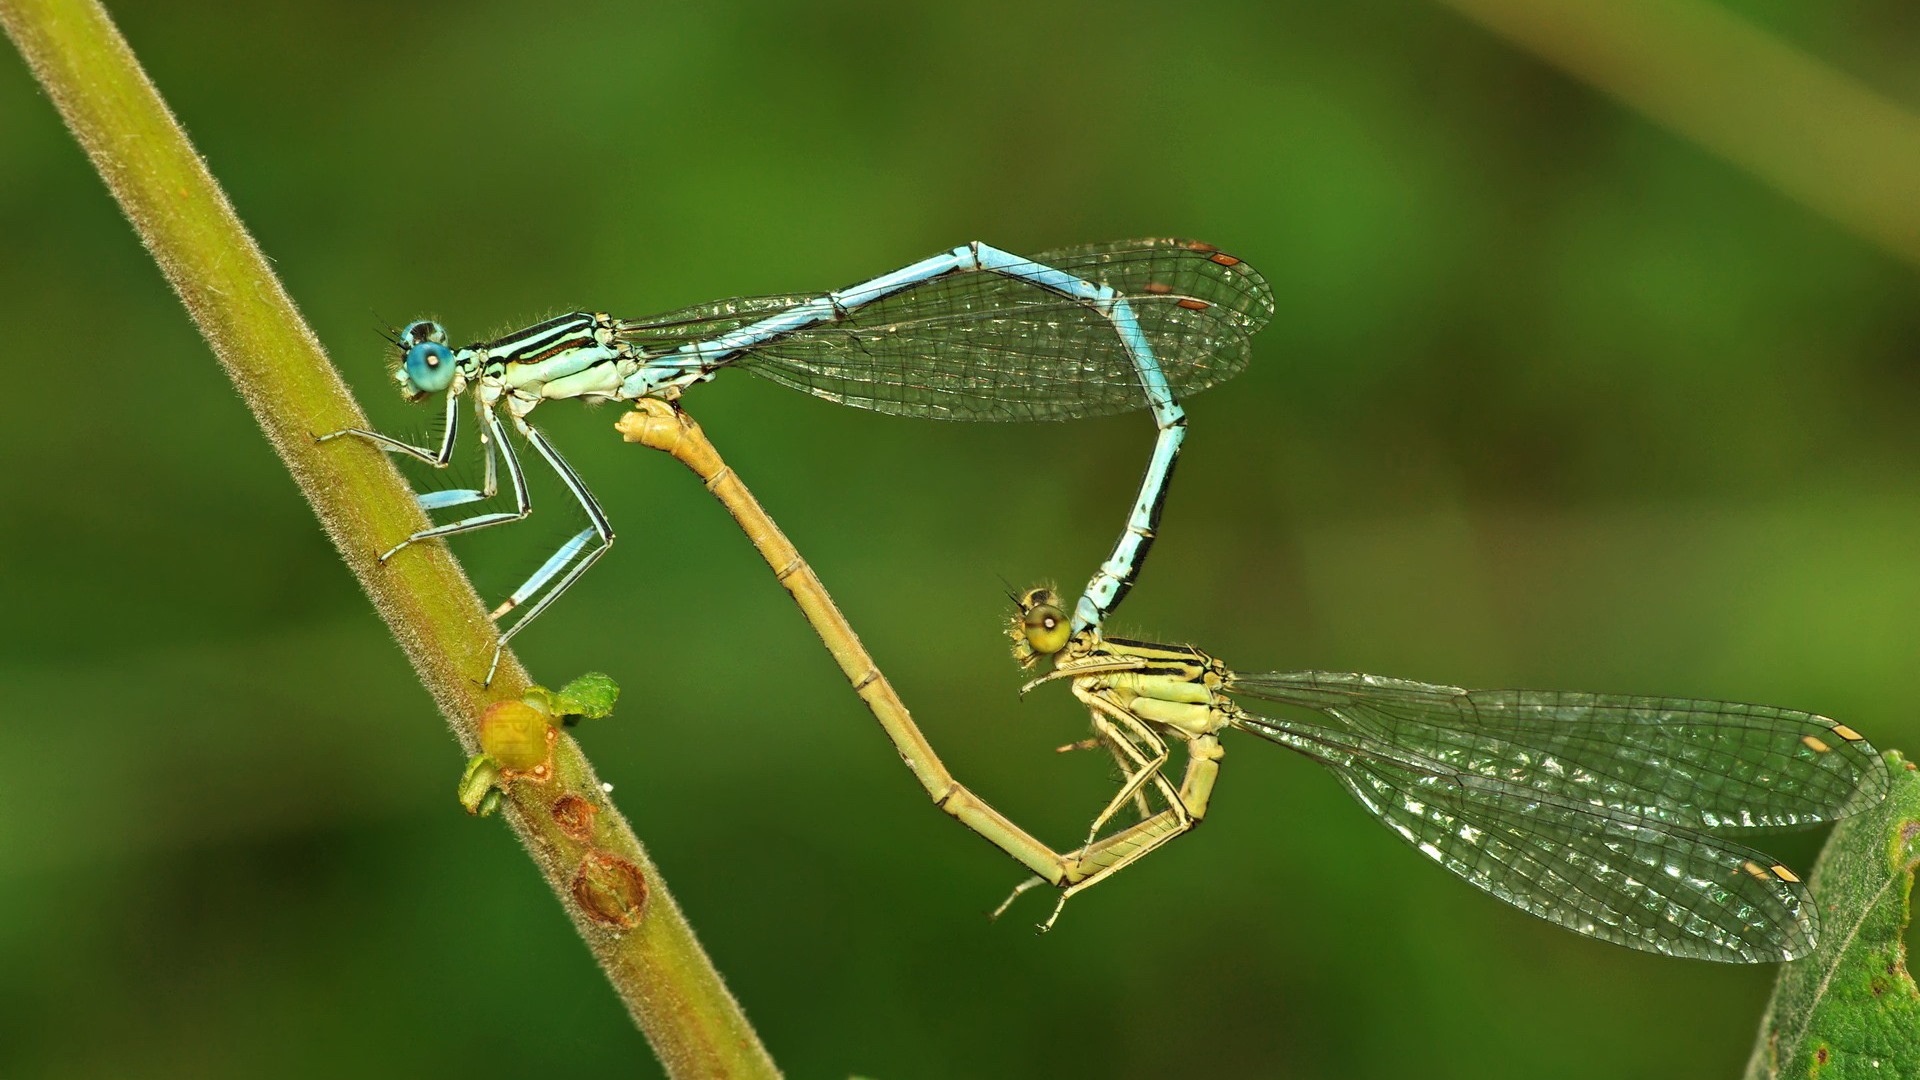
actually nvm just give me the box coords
[1830,723,1865,742]
[1802,735,1832,753]
[1176,298,1212,311]
[1773,864,1801,883]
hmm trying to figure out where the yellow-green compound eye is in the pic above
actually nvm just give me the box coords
[1022,602,1071,657]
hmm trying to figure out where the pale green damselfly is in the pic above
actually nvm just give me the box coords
[1002,587,1890,960]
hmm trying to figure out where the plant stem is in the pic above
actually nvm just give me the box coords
[1436,0,1920,267]
[0,2,776,1074]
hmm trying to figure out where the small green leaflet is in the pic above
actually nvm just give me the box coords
[1745,751,1920,1078]
[528,671,621,725]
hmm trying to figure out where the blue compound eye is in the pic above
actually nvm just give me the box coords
[404,341,457,394]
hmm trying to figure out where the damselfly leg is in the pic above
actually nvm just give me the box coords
[319,387,612,683]
[412,394,500,513]
[315,372,463,467]
[481,424,614,684]
[997,729,1225,932]
[371,404,530,561]
[1073,682,1181,851]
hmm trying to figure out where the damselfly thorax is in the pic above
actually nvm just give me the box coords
[419,313,635,419]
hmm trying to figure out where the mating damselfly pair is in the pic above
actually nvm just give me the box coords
[328,238,1890,964]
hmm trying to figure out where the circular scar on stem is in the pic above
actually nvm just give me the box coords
[572,853,648,929]
[551,794,598,843]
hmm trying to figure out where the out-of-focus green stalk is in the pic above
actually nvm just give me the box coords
[0,2,778,1075]
[1438,0,1920,267]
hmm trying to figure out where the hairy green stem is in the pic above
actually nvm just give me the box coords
[0,2,776,1074]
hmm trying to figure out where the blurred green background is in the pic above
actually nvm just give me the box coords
[4,1,1918,1076]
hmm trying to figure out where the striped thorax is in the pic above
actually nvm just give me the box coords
[394,314,638,425]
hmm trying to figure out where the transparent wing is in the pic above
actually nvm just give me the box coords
[1224,671,1887,829]
[1221,671,1891,961]
[616,239,1274,422]
[616,292,818,343]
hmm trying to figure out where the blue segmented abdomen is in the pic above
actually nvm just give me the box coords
[613,239,1274,423]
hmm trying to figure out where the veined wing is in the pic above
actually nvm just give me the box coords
[616,292,818,345]
[615,239,1274,422]
[1221,671,1890,961]
[1223,671,1887,829]
[1240,709,1818,960]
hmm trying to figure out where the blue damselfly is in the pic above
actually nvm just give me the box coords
[321,240,1273,682]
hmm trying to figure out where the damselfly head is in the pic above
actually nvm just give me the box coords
[394,319,458,400]
[1008,586,1071,667]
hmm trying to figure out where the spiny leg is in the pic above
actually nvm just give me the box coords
[1034,740,1221,933]
[317,390,517,523]
[995,817,1186,932]
[322,394,607,683]
[415,393,505,512]
[990,876,1049,921]
[1041,833,1171,932]
[1020,654,1146,697]
[315,382,463,466]
[1055,732,1160,824]
[997,723,1194,932]
[1074,683,1190,842]
[1033,815,1191,933]
[1077,708,1174,852]
[1103,741,1156,822]
[481,423,615,684]
[377,406,533,562]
